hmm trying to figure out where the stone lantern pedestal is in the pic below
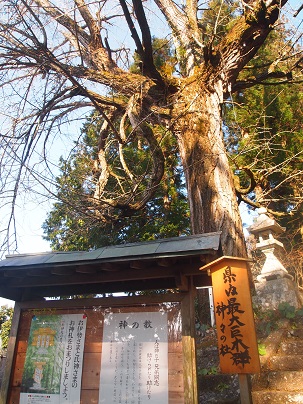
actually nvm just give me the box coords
[248,208,302,310]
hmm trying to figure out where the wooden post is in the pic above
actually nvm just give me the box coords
[239,374,253,404]
[0,303,21,404]
[181,279,198,404]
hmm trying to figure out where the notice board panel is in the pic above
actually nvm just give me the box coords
[6,295,189,404]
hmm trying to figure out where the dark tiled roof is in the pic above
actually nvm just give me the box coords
[0,233,221,301]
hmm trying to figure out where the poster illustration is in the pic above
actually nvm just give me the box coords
[20,313,87,404]
[99,311,168,404]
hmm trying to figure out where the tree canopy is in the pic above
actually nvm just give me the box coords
[0,305,13,350]
[0,0,303,256]
[43,25,303,253]
[225,26,303,227]
[43,110,190,250]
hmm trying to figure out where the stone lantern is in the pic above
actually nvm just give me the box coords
[248,208,302,310]
[248,207,291,282]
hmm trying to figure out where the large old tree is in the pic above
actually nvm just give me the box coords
[0,0,302,255]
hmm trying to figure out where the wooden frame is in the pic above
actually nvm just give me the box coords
[1,291,198,404]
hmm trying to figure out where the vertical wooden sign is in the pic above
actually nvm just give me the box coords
[201,257,260,374]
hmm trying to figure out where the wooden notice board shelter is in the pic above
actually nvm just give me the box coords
[0,233,222,404]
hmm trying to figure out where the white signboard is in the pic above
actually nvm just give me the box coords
[20,314,87,404]
[99,311,168,404]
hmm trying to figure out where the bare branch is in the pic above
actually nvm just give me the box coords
[33,0,91,47]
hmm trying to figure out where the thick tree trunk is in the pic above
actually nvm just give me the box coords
[173,77,246,257]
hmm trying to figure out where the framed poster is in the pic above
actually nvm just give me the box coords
[20,314,87,404]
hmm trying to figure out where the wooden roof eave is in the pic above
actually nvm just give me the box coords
[0,232,222,301]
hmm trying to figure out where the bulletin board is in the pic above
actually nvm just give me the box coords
[5,293,196,404]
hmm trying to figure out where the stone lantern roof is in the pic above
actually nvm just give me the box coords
[248,207,285,238]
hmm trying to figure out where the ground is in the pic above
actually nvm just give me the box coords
[197,327,240,403]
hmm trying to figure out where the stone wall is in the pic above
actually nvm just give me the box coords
[253,278,303,311]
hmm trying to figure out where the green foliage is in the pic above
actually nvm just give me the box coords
[278,302,303,322]
[254,302,303,339]
[278,302,296,319]
[198,0,240,46]
[195,322,210,335]
[43,111,190,251]
[254,304,280,338]
[0,305,13,349]
[258,343,267,356]
[198,366,218,376]
[42,36,190,252]
[230,29,303,282]
[216,382,230,392]
[130,37,177,77]
[224,26,303,263]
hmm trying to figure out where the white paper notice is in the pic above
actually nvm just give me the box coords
[99,311,168,404]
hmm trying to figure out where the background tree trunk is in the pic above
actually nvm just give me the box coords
[174,78,246,257]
